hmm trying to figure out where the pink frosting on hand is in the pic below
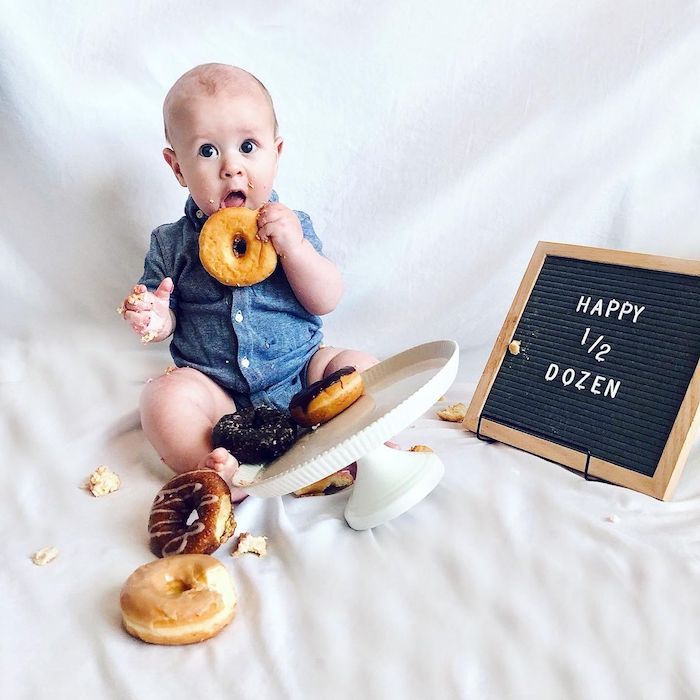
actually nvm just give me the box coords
[121,278,173,342]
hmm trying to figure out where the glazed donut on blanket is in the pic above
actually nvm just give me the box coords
[148,470,236,558]
[120,554,237,645]
[199,206,277,286]
[289,366,364,428]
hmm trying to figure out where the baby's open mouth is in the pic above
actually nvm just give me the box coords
[223,190,246,208]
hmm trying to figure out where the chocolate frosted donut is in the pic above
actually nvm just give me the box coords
[148,470,236,558]
[289,366,364,428]
[212,405,298,464]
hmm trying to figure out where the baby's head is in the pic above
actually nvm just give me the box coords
[162,63,282,215]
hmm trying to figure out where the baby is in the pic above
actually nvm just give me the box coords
[121,63,377,499]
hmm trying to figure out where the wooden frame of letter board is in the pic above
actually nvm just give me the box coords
[463,241,700,500]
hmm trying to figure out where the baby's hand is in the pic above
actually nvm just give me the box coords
[119,278,173,343]
[257,203,304,259]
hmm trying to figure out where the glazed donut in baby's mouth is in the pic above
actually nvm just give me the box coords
[289,366,364,428]
[148,470,236,558]
[199,206,277,287]
[120,554,237,645]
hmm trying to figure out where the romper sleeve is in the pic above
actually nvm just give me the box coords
[137,229,178,310]
[294,210,324,255]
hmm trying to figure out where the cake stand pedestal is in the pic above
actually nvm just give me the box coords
[232,340,459,530]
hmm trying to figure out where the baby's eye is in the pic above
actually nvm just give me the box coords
[198,143,219,158]
[240,140,257,154]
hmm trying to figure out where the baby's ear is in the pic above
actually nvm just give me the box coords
[274,137,284,158]
[163,148,187,187]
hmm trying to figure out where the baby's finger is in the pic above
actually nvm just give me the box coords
[124,301,151,314]
[124,309,149,332]
[255,220,269,241]
[256,205,281,229]
[125,294,153,312]
[124,311,148,328]
[258,208,285,227]
[154,277,174,299]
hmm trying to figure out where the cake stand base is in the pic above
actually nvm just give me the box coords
[344,443,445,530]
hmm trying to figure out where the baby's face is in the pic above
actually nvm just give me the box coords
[164,88,282,215]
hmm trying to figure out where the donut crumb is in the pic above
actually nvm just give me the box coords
[232,532,268,557]
[437,402,467,422]
[409,444,434,453]
[31,546,59,566]
[84,465,121,497]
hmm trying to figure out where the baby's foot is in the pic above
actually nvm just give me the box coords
[199,447,238,480]
[198,448,248,502]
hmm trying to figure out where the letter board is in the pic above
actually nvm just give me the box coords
[464,242,700,499]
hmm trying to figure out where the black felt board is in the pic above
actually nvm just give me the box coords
[481,256,700,477]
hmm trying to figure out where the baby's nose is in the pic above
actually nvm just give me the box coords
[221,159,244,178]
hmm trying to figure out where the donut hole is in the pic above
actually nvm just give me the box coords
[232,235,247,258]
[164,576,194,596]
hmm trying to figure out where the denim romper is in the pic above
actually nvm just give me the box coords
[138,191,324,410]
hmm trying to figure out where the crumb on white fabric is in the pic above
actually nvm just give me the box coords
[605,514,620,523]
[31,546,59,566]
[409,444,434,453]
[84,465,121,497]
[436,402,467,422]
[232,532,268,557]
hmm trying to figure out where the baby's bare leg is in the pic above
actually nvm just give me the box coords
[306,346,379,384]
[139,367,247,501]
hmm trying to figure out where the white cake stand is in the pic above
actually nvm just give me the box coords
[231,340,460,530]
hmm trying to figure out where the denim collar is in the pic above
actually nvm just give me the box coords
[185,190,279,231]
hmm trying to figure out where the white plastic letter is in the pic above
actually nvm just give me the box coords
[575,371,591,390]
[605,299,620,318]
[604,379,621,398]
[545,363,559,381]
[591,375,604,395]
[562,368,576,386]
[618,301,633,320]
[576,296,591,313]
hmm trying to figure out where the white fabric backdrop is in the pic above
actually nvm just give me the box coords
[2,2,700,698]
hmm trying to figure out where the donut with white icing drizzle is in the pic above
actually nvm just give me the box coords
[148,470,236,558]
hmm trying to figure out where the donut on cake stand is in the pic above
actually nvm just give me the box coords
[231,340,460,530]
